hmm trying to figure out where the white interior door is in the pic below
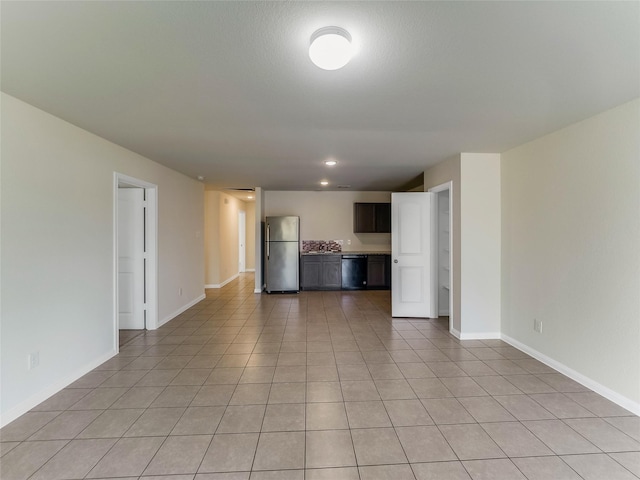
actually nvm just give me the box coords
[391,192,437,318]
[238,210,246,273]
[118,188,145,329]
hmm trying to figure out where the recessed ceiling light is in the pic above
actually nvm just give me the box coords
[320,180,329,186]
[309,27,353,70]
[324,159,338,166]
[247,196,254,199]
[197,175,204,181]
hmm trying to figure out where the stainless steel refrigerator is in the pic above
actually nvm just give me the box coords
[265,216,300,293]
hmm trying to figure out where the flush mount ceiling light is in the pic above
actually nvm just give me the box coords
[324,159,338,166]
[309,27,353,70]
[320,180,329,186]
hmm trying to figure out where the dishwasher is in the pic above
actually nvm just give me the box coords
[341,254,367,290]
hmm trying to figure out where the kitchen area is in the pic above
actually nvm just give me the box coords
[300,246,391,291]
[263,191,394,294]
[208,187,450,320]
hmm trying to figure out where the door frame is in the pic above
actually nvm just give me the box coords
[113,173,158,352]
[428,181,454,334]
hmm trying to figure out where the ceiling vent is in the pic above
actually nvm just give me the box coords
[225,188,255,192]
[337,185,351,189]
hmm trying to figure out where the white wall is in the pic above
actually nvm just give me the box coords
[265,191,392,252]
[0,93,205,425]
[255,187,264,293]
[460,153,501,337]
[245,202,256,270]
[424,154,501,337]
[501,99,640,411]
[204,191,222,286]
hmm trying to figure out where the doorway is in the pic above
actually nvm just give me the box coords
[428,182,453,332]
[238,210,246,273]
[114,173,158,351]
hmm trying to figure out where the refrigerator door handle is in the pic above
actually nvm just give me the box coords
[266,225,270,259]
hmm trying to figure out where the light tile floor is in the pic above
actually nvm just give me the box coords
[2,273,639,479]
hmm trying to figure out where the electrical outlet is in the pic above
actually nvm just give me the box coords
[28,351,40,370]
[533,319,543,333]
[347,239,351,245]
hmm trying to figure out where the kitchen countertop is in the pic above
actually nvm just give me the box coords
[301,251,391,256]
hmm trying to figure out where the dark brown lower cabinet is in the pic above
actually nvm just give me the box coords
[300,256,321,289]
[367,254,391,289]
[301,254,390,290]
[300,255,342,290]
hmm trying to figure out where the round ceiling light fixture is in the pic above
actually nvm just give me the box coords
[324,159,337,166]
[309,27,353,70]
[320,180,329,186]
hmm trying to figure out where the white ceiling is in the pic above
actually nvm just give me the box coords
[2,1,638,191]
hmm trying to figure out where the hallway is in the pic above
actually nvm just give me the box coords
[1,273,639,479]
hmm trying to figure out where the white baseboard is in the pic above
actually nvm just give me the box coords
[0,349,117,428]
[501,334,640,416]
[204,273,239,289]
[254,288,262,294]
[449,327,500,341]
[157,293,206,328]
[245,269,255,272]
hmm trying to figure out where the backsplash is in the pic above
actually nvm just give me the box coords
[302,240,342,253]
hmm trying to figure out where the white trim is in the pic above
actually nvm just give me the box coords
[205,273,239,289]
[0,349,117,428]
[428,181,453,194]
[449,328,499,340]
[502,334,640,416]
[254,288,262,294]
[113,175,119,351]
[158,294,206,328]
[245,269,256,272]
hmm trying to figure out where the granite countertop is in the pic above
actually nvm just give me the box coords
[300,252,342,256]
[301,251,391,256]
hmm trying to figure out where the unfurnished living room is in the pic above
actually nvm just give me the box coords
[1,1,639,479]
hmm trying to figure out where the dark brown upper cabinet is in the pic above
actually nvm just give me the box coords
[353,202,391,233]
